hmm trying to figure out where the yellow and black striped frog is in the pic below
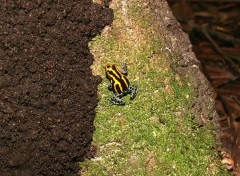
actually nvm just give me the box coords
[105,63,137,105]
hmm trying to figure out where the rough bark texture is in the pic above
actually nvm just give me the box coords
[0,1,113,175]
[149,0,219,127]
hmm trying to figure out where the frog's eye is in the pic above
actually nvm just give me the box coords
[106,65,111,70]
[106,65,112,72]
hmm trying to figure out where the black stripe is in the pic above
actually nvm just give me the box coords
[114,67,122,78]
[120,75,129,91]
[115,84,121,93]
[108,71,120,80]
[123,75,129,87]
[107,70,129,93]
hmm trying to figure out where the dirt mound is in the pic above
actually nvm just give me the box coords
[0,1,112,175]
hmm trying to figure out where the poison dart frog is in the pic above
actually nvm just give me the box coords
[105,63,138,105]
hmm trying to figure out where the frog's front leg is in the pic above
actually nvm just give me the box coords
[108,80,114,91]
[109,93,125,105]
[120,63,128,76]
[128,85,138,100]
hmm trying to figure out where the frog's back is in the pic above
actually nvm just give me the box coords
[105,64,130,93]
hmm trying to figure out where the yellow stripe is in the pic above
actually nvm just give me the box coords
[122,75,129,88]
[106,64,129,93]
[114,82,123,92]
[115,66,129,87]
[107,74,122,92]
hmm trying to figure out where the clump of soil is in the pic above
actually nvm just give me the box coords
[0,1,113,175]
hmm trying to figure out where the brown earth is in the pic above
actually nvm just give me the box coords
[0,1,112,175]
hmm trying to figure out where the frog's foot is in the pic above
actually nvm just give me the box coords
[129,85,138,100]
[109,93,125,105]
[108,84,113,91]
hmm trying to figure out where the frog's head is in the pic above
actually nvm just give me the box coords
[105,64,117,73]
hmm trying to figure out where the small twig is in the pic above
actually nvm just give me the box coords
[179,18,240,46]
[202,28,227,63]
[202,27,238,67]
[179,19,240,74]
[185,19,240,47]
[232,96,240,109]
[217,76,240,89]
[208,29,240,47]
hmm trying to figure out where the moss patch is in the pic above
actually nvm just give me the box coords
[81,0,229,175]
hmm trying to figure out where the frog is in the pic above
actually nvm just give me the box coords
[105,63,138,105]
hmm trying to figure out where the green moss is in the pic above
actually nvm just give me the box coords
[81,0,229,175]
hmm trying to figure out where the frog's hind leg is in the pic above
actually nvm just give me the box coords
[128,85,138,100]
[110,93,125,105]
